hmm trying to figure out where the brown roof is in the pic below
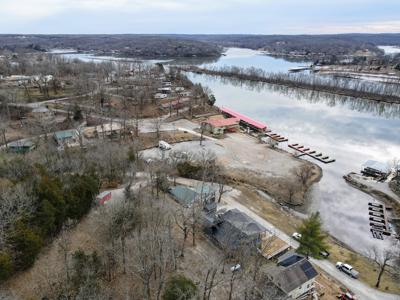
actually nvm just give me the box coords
[205,117,240,127]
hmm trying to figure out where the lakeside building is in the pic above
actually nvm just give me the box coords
[220,106,267,132]
[203,117,240,136]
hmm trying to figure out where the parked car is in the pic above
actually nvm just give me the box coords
[292,232,302,240]
[337,292,357,300]
[230,264,241,272]
[159,140,172,150]
[319,249,330,258]
[336,262,359,278]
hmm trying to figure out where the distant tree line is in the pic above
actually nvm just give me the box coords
[180,65,400,104]
[0,35,222,59]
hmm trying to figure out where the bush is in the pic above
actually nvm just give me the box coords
[163,275,197,300]
[177,161,202,179]
[65,173,100,220]
[0,252,13,281]
[10,220,43,270]
[34,174,66,235]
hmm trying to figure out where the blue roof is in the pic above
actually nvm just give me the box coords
[54,129,78,140]
[169,185,198,207]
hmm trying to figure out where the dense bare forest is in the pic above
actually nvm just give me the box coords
[0,35,222,59]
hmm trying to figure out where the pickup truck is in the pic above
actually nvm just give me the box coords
[336,262,359,279]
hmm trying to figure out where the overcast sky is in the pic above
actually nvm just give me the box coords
[1,0,400,34]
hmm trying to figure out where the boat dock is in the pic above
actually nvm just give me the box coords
[288,144,335,164]
[289,66,311,73]
[264,130,288,143]
[368,202,391,240]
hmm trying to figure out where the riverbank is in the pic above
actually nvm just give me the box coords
[178,66,400,104]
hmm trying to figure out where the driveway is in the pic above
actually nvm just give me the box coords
[174,177,400,300]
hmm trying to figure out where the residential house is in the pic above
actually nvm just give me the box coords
[30,106,53,119]
[8,139,36,153]
[160,98,190,111]
[266,252,318,299]
[209,208,267,251]
[169,184,217,213]
[54,129,80,149]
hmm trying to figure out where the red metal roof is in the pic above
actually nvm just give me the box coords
[220,107,267,130]
[205,117,240,127]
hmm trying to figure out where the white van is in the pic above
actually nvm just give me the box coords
[158,140,172,150]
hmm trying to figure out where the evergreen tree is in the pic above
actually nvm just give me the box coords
[297,212,328,258]
[163,275,197,300]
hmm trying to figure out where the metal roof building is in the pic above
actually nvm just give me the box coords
[220,106,267,131]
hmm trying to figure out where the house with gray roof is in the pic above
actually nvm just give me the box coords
[266,252,318,299]
[8,139,36,153]
[169,185,217,213]
[209,208,267,251]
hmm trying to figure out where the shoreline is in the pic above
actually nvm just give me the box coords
[178,66,400,104]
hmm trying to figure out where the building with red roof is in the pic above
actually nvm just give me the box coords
[220,107,267,132]
[203,117,240,135]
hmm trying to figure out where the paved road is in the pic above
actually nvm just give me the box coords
[219,190,400,300]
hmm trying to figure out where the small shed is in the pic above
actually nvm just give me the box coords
[97,191,112,205]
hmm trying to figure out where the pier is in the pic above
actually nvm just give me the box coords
[264,130,288,143]
[368,202,391,240]
[288,143,336,164]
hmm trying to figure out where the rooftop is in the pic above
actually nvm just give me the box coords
[220,106,267,130]
[222,208,267,236]
[267,255,318,294]
[54,129,78,140]
[205,117,240,127]
[169,185,199,207]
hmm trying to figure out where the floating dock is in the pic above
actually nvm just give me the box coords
[264,130,288,143]
[288,144,335,164]
[368,202,391,239]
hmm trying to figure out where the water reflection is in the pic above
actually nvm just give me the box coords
[188,73,400,119]
[187,72,400,254]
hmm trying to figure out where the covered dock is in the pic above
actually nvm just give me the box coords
[220,107,267,132]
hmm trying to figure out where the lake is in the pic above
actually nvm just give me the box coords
[186,50,400,254]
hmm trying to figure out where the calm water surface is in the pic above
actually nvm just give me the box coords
[187,50,400,254]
